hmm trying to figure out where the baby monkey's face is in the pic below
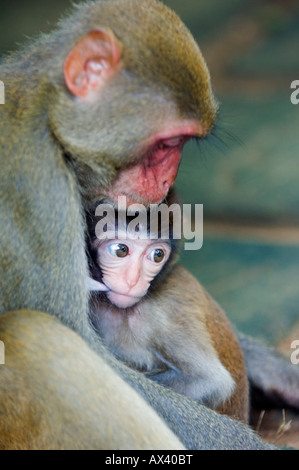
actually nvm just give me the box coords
[96,236,171,308]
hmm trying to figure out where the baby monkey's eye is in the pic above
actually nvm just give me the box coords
[148,248,165,263]
[108,243,129,257]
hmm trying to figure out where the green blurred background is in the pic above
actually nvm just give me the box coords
[1,0,299,345]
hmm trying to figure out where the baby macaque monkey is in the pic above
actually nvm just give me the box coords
[86,200,249,422]
[90,235,171,309]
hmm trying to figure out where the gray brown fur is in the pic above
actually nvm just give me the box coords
[0,0,290,450]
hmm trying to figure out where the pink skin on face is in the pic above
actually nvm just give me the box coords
[106,120,204,206]
[97,238,171,308]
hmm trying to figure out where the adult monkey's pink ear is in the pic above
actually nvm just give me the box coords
[64,28,123,98]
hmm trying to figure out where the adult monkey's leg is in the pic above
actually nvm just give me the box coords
[0,310,276,450]
[0,310,184,450]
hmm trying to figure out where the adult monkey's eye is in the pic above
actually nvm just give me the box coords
[149,248,165,263]
[108,243,129,257]
[158,137,185,149]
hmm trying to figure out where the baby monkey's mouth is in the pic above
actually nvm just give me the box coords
[106,290,143,309]
[88,276,142,308]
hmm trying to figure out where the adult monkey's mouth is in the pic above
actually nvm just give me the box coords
[105,121,204,207]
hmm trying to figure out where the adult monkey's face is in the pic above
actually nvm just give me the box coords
[58,0,217,206]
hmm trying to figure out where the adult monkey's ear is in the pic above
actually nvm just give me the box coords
[64,28,123,98]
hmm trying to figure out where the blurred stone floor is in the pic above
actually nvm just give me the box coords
[1,0,299,449]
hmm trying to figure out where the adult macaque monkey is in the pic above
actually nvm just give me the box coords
[87,202,249,423]
[0,0,297,450]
